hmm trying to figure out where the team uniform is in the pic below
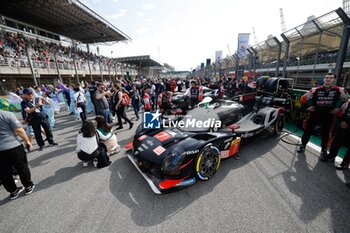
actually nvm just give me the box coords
[143,93,151,112]
[324,100,350,169]
[299,85,348,154]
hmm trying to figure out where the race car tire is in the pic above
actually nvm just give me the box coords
[195,145,221,181]
[274,113,285,135]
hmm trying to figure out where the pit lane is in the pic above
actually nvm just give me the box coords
[0,110,349,233]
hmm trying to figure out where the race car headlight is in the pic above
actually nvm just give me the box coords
[161,147,186,176]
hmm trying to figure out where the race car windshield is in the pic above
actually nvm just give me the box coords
[177,108,221,132]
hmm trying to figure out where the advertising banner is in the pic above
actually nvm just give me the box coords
[237,33,250,58]
[215,50,223,63]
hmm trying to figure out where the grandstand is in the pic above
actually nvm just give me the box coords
[193,7,350,90]
[0,0,137,93]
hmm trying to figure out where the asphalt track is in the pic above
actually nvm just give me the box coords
[0,109,349,233]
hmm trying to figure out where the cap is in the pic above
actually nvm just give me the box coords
[22,88,33,95]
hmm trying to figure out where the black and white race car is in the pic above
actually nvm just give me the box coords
[125,108,241,194]
[125,77,293,194]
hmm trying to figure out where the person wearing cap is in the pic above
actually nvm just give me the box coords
[297,73,348,159]
[22,88,58,151]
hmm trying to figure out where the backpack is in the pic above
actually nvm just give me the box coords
[121,93,131,106]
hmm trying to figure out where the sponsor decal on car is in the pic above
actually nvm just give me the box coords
[154,131,172,142]
[220,150,230,158]
[153,146,166,156]
[138,135,147,141]
[229,138,241,156]
[146,140,154,146]
[183,150,199,155]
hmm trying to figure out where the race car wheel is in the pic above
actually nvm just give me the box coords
[274,113,285,135]
[195,145,221,181]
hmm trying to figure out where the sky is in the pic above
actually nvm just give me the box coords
[80,0,341,71]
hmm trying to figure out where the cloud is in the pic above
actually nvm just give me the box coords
[106,12,125,19]
[136,12,145,17]
[145,18,154,23]
[135,28,150,35]
[142,3,155,10]
[106,9,127,19]
[111,0,118,2]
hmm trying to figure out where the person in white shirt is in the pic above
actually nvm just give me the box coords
[76,120,110,168]
[74,86,86,121]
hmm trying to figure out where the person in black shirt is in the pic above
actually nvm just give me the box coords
[89,81,98,114]
[297,73,348,158]
[321,99,350,169]
[112,82,133,130]
[22,88,58,151]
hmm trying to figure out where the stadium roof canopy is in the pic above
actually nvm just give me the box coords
[0,0,131,43]
[115,55,163,67]
[250,8,348,63]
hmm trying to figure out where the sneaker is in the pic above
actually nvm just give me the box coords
[10,187,24,200]
[297,145,305,153]
[49,142,59,146]
[25,184,35,195]
[83,162,88,167]
[38,146,44,151]
[116,126,123,130]
[336,162,349,170]
[129,123,134,129]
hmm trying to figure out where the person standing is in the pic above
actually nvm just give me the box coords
[74,86,87,122]
[94,83,112,124]
[143,85,152,112]
[22,88,58,151]
[42,91,55,129]
[0,110,35,200]
[188,81,199,108]
[320,99,350,169]
[131,84,140,121]
[88,81,98,114]
[113,82,133,130]
[297,73,348,159]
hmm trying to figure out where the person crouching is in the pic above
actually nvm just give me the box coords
[76,120,111,168]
